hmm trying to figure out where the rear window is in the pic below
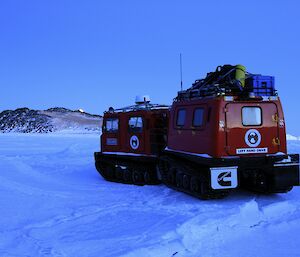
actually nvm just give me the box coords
[105,118,119,132]
[193,108,204,127]
[176,109,186,126]
[242,107,262,126]
[128,117,143,132]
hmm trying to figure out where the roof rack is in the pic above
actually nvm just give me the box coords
[106,103,170,113]
[176,64,276,101]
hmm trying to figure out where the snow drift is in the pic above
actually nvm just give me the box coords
[0,133,300,257]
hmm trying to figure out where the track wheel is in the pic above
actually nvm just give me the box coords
[97,163,115,180]
[132,170,144,185]
[183,174,190,189]
[200,182,209,195]
[144,171,152,184]
[123,169,132,183]
[176,172,183,188]
[190,176,200,192]
[115,167,123,180]
[105,164,116,180]
[167,168,176,185]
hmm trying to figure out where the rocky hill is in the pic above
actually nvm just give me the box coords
[0,107,102,133]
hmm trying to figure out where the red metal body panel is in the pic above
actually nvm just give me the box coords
[100,95,287,160]
[167,96,287,158]
[101,109,168,156]
[167,98,220,156]
[224,102,278,155]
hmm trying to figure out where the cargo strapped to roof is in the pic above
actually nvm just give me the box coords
[176,64,277,101]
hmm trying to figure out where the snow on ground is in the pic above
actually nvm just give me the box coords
[0,133,300,257]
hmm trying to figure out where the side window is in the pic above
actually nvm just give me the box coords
[242,107,262,126]
[176,109,186,126]
[193,108,204,127]
[128,117,143,132]
[105,118,119,132]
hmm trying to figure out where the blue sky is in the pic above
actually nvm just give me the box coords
[0,0,299,134]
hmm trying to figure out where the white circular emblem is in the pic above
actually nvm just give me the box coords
[130,135,139,150]
[245,129,261,147]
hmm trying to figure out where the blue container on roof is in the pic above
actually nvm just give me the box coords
[245,75,276,96]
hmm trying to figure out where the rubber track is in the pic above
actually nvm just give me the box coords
[95,158,160,186]
[158,156,231,200]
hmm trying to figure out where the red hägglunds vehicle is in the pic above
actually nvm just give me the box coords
[95,96,169,185]
[95,65,300,199]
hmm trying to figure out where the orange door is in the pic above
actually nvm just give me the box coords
[225,102,279,156]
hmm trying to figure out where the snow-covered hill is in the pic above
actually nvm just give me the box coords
[0,133,299,257]
[0,107,102,133]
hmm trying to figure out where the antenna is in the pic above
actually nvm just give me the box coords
[180,53,183,91]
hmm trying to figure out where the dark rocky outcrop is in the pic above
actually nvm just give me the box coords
[0,107,102,133]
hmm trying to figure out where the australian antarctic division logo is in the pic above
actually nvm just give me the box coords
[245,129,261,147]
[130,135,139,150]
